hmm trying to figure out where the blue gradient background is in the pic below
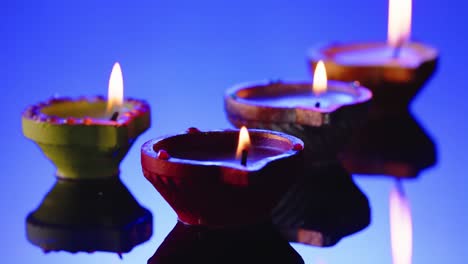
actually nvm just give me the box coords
[3,0,467,263]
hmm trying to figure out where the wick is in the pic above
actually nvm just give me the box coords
[110,111,119,121]
[241,149,248,166]
[392,45,402,59]
[315,102,321,108]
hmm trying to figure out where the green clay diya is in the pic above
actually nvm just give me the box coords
[22,63,153,254]
[22,98,153,253]
[22,96,150,179]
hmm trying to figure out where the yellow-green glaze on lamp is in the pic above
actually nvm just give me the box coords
[22,96,150,180]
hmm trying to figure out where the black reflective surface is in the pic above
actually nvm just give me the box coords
[340,112,436,178]
[150,221,304,264]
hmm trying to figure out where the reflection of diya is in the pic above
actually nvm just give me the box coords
[148,221,304,264]
[339,113,436,178]
[272,160,370,247]
[141,128,304,227]
[26,178,152,254]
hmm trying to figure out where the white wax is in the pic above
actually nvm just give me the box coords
[250,91,355,109]
[334,46,421,67]
[171,146,284,166]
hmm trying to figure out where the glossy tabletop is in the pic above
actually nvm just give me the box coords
[2,0,467,263]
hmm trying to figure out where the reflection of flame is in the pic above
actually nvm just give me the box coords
[388,0,412,47]
[315,257,327,264]
[236,126,251,159]
[390,183,413,264]
[313,60,327,95]
[107,62,124,113]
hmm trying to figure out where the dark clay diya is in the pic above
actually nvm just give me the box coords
[308,42,438,117]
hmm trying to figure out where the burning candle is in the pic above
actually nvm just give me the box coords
[141,128,304,227]
[107,63,125,118]
[249,62,362,110]
[228,62,371,115]
[22,62,151,179]
[236,126,251,166]
[308,0,438,117]
[225,63,372,160]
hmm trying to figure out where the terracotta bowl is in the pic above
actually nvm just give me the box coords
[224,81,371,160]
[148,221,304,264]
[141,128,304,227]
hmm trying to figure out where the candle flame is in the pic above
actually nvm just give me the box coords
[313,60,327,95]
[390,183,413,264]
[107,62,124,113]
[236,126,251,159]
[388,0,412,47]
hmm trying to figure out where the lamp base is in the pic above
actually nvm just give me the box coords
[26,177,152,254]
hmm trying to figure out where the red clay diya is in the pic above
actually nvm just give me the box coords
[22,63,150,179]
[308,0,437,117]
[141,128,304,227]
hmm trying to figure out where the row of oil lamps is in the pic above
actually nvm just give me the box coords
[21,2,438,262]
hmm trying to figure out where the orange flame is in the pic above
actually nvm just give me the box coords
[107,62,124,113]
[388,0,412,47]
[236,126,251,159]
[313,60,327,95]
[390,184,413,264]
